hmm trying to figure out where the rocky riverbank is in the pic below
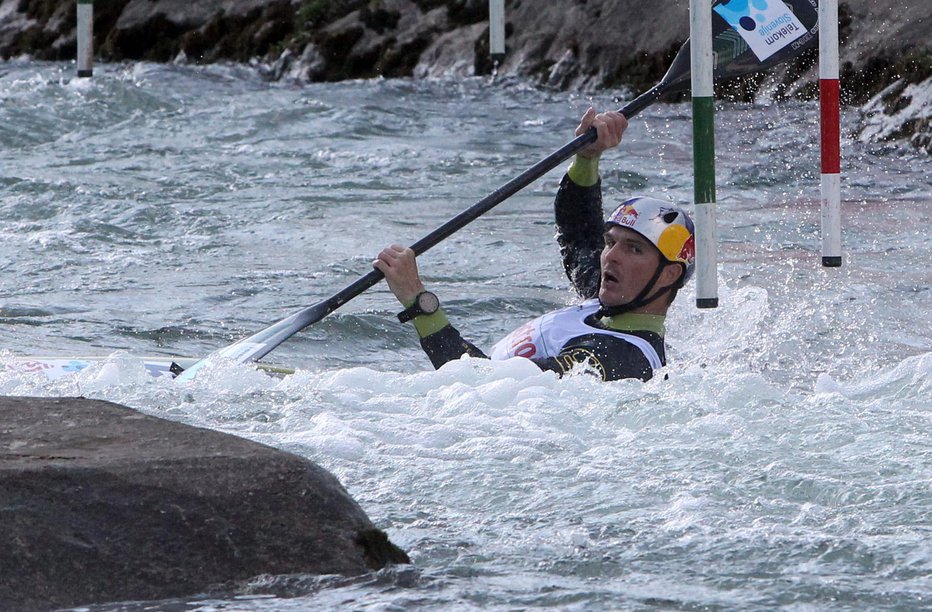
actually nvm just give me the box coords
[0,0,928,150]
[0,396,408,610]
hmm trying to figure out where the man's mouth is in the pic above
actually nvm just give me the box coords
[602,271,619,286]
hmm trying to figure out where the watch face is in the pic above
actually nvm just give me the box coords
[417,291,440,314]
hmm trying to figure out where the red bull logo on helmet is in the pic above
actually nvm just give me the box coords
[679,234,696,265]
[609,205,638,227]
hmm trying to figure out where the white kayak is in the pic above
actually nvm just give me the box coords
[2,356,293,381]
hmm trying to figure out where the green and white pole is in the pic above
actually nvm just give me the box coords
[489,0,505,65]
[691,0,718,308]
[77,0,93,77]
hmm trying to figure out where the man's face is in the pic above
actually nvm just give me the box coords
[598,226,663,307]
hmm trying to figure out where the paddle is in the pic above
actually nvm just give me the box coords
[177,0,818,380]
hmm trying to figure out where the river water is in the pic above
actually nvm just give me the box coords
[1,61,930,610]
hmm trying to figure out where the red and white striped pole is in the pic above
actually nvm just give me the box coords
[819,0,841,267]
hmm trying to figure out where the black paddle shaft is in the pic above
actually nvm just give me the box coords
[313,84,669,321]
[215,84,669,367]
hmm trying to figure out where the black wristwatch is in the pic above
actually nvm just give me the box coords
[397,291,440,323]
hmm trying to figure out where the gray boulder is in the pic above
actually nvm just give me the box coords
[2,0,928,94]
[0,396,408,611]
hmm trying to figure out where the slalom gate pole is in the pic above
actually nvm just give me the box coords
[77,0,93,78]
[489,0,505,64]
[691,0,719,308]
[820,0,842,267]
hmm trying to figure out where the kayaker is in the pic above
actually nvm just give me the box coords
[373,108,695,382]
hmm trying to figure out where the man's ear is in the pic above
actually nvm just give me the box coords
[659,262,684,289]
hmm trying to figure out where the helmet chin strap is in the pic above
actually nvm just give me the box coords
[596,260,674,318]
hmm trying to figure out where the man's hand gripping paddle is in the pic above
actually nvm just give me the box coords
[177,0,819,380]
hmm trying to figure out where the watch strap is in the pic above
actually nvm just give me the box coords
[397,303,421,323]
[397,291,438,323]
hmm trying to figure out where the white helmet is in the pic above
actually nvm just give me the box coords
[605,196,696,283]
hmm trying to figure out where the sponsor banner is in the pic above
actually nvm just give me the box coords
[714,0,806,61]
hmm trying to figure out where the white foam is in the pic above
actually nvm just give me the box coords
[814,372,845,395]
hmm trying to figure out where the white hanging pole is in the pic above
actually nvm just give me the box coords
[820,0,842,267]
[489,0,505,64]
[691,0,718,308]
[77,0,93,78]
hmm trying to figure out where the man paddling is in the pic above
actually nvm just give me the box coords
[374,108,695,382]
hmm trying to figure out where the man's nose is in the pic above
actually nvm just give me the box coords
[604,243,623,262]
